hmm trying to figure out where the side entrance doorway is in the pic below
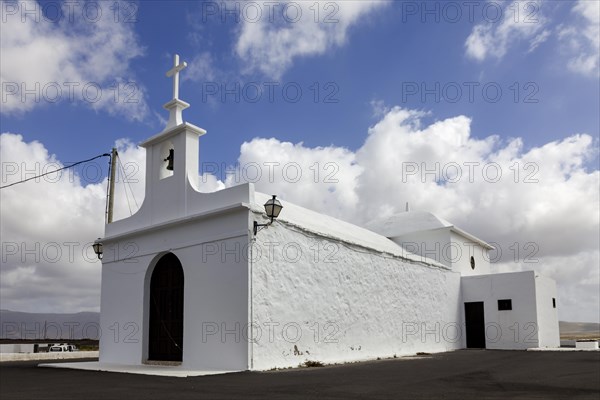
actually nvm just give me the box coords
[464,302,486,349]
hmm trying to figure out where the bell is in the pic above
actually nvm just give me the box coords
[164,149,174,171]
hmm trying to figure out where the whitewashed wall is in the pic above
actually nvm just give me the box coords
[460,271,558,349]
[449,231,490,276]
[250,221,463,370]
[176,235,249,370]
[99,116,256,370]
[100,251,150,364]
[392,230,490,277]
[100,207,251,370]
[534,275,560,348]
[0,344,36,353]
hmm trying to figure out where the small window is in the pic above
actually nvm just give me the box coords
[498,299,512,310]
[470,256,475,270]
[552,298,556,308]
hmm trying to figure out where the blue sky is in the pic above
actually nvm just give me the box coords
[2,0,598,172]
[1,1,599,321]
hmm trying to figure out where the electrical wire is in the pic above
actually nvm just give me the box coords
[119,156,133,216]
[117,154,139,211]
[0,153,111,189]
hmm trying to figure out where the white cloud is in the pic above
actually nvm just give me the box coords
[466,0,600,78]
[370,99,391,118]
[184,52,217,82]
[230,138,363,221]
[234,107,598,259]
[558,0,600,77]
[528,29,550,53]
[230,106,600,322]
[0,0,148,120]
[0,133,145,312]
[465,1,548,61]
[1,133,106,312]
[2,106,598,321]
[234,0,388,78]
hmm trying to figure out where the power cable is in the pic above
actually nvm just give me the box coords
[0,153,111,189]
[117,154,139,212]
[119,158,133,216]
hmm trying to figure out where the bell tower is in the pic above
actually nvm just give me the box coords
[139,54,206,224]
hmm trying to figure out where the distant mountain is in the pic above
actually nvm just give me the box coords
[0,310,99,340]
[559,321,600,335]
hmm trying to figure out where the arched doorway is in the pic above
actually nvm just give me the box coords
[149,253,184,361]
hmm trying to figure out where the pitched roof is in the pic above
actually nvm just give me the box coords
[365,211,494,250]
[366,211,453,237]
[251,192,447,268]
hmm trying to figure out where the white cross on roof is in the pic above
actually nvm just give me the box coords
[166,54,187,101]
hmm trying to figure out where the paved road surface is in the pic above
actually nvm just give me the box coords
[1,350,599,399]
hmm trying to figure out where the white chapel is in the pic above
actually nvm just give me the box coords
[97,55,560,374]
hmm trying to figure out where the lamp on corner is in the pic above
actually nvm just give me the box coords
[92,239,103,260]
[253,195,283,235]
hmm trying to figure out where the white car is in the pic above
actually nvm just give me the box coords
[48,344,75,352]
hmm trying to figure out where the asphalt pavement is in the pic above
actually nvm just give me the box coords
[1,350,599,399]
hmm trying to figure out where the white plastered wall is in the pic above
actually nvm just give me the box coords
[100,207,251,370]
[449,231,490,276]
[534,274,560,348]
[100,251,151,365]
[461,271,546,349]
[250,221,463,370]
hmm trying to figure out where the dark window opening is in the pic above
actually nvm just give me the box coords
[498,299,512,310]
[552,298,556,308]
[470,256,475,270]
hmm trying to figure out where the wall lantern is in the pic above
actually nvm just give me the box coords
[92,239,103,260]
[253,195,283,235]
[164,149,174,171]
